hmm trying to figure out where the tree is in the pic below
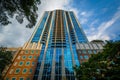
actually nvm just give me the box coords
[0,0,41,28]
[91,40,104,43]
[0,47,13,79]
[74,41,120,80]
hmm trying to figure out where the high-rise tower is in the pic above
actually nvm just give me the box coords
[31,10,88,80]
[4,10,104,80]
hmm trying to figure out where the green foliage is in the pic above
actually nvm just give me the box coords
[0,0,41,28]
[74,41,120,80]
[91,40,104,43]
[0,47,13,79]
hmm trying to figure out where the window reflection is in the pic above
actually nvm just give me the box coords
[84,55,89,59]
[93,50,97,54]
[82,50,86,54]
[80,56,83,59]
[32,12,49,42]
[88,50,92,54]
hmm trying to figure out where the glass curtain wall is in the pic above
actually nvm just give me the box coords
[31,10,88,80]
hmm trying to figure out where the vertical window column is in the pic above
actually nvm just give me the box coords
[64,11,75,80]
[31,12,49,42]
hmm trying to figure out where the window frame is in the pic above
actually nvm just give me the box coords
[12,77,16,80]
[22,68,28,74]
[19,61,24,66]
[31,50,34,54]
[22,55,26,60]
[15,68,20,74]
[26,61,30,66]
[28,55,32,59]
[25,50,28,54]
[19,77,24,80]
[84,55,89,59]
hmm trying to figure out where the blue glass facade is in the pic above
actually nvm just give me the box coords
[32,12,49,42]
[69,12,88,43]
[31,10,88,80]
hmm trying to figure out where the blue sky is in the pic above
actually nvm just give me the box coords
[70,0,120,41]
[0,0,120,47]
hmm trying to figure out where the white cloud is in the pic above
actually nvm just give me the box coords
[80,11,93,17]
[37,0,79,17]
[0,17,34,47]
[80,18,88,24]
[39,0,69,10]
[90,19,99,27]
[78,11,93,24]
[80,12,86,16]
[87,8,120,41]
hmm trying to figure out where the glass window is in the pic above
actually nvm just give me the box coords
[12,78,16,80]
[19,61,24,66]
[16,69,20,73]
[69,12,88,43]
[82,50,86,54]
[22,68,27,74]
[6,78,9,80]
[34,56,37,59]
[25,50,28,54]
[32,62,35,66]
[31,12,48,42]
[84,55,89,59]
[26,61,30,66]
[29,69,32,74]
[15,68,20,74]
[36,50,38,54]
[88,50,92,54]
[78,51,81,54]
[22,56,26,60]
[31,50,34,54]
[28,56,32,59]
[93,50,97,54]
[80,56,83,59]
[19,78,24,80]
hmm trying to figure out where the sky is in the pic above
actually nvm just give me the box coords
[0,0,120,47]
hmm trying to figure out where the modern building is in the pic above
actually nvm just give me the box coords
[76,42,104,64]
[4,10,104,80]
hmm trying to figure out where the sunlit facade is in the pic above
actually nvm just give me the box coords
[4,10,104,80]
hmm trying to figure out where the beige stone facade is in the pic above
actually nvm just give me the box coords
[4,42,42,80]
